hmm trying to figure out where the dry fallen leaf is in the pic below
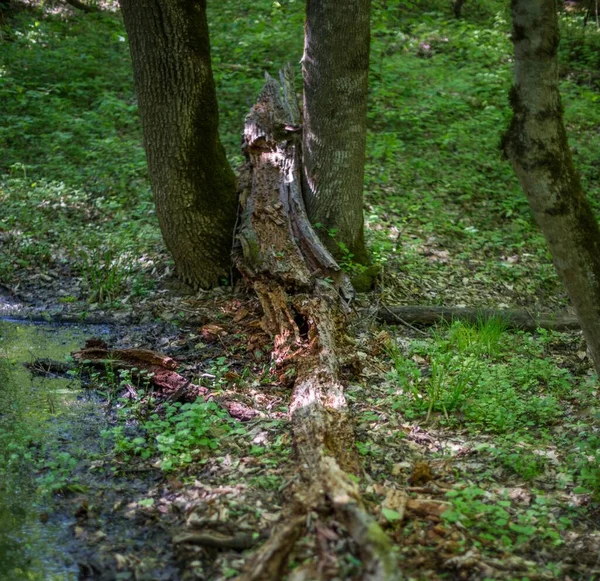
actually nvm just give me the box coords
[406,498,451,518]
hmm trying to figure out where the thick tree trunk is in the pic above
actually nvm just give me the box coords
[302,0,371,265]
[120,0,237,289]
[503,0,600,374]
[235,71,396,581]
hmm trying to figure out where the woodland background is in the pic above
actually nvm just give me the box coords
[1,0,600,579]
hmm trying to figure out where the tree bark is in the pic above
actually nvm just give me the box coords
[120,0,237,289]
[235,71,396,581]
[302,0,371,265]
[503,0,600,374]
[453,0,466,18]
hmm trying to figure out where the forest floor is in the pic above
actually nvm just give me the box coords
[1,1,600,580]
[2,278,600,580]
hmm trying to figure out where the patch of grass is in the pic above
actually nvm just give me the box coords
[0,10,163,297]
[387,320,573,433]
[0,176,162,299]
[0,11,144,195]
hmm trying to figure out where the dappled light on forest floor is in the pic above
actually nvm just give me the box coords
[1,0,600,578]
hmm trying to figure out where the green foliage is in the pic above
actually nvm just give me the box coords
[108,399,237,471]
[0,11,161,297]
[387,320,572,433]
[559,15,600,90]
[38,451,86,494]
[565,426,600,498]
[0,12,144,195]
[443,486,567,550]
[0,176,161,299]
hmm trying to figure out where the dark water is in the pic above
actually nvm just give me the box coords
[0,321,109,581]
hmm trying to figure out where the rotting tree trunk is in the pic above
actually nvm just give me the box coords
[235,69,396,581]
[302,0,371,266]
[503,0,600,375]
[120,0,237,289]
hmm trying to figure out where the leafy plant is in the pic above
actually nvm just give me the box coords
[108,399,236,471]
[443,486,566,550]
[387,322,572,432]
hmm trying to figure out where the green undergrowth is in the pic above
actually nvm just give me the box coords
[0,177,162,300]
[3,2,600,307]
[107,400,237,472]
[385,318,600,498]
[95,366,291,474]
[0,8,161,301]
[387,318,573,431]
[364,8,600,305]
[442,485,576,556]
[366,317,600,572]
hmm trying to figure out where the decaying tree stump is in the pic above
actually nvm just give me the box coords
[234,69,397,580]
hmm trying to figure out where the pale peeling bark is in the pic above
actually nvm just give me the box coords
[504,0,600,375]
[120,0,237,289]
[235,71,397,581]
[302,0,371,265]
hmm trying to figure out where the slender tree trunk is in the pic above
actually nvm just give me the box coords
[302,0,371,265]
[503,0,600,375]
[120,0,237,289]
[453,0,466,18]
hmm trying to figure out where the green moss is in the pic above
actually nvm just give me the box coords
[350,264,382,293]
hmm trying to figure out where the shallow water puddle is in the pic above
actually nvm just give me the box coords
[0,321,110,581]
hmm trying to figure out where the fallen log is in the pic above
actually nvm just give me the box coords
[372,305,579,332]
[71,344,207,402]
[234,68,397,580]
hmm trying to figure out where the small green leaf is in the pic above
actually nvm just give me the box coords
[381,507,402,522]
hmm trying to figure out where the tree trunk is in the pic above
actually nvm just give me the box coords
[235,70,396,581]
[302,0,371,266]
[120,0,238,289]
[503,0,600,375]
[453,0,466,18]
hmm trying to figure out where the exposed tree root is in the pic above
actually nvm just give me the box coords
[235,70,398,580]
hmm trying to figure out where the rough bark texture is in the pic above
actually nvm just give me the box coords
[235,71,396,581]
[503,0,600,374]
[302,0,371,265]
[120,0,237,289]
